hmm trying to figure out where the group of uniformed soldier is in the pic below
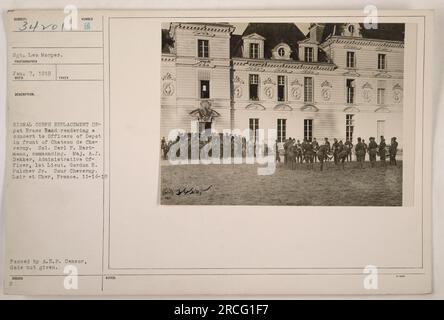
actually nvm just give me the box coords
[278,135,399,170]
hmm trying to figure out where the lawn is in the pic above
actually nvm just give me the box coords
[160,161,403,206]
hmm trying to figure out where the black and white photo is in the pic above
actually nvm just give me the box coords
[160,22,405,206]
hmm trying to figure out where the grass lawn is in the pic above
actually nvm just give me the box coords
[160,160,403,206]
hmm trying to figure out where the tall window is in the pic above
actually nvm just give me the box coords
[249,118,259,140]
[249,43,259,59]
[346,114,354,142]
[377,120,386,141]
[346,51,356,68]
[346,79,355,104]
[277,119,287,142]
[277,75,286,102]
[249,74,259,100]
[378,53,386,70]
[377,88,386,105]
[304,77,313,102]
[304,119,313,142]
[197,39,209,58]
[304,47,314,62]
[200,80,210,99]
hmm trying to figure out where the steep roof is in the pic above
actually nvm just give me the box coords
[321,23,405,42]
[361,23,405,41]
[237,23,307,60]
[230,34,243,58]
[162,23,404,58]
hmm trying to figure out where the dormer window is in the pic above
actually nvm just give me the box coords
[348,25,355,34]
[250,43,259,59]
[304,47,314,62]
[242,33,265,59]
[343,23,362,37]
[272,43,291,60]
[298,42,318,62]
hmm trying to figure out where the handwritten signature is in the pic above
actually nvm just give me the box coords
[162,185,213,197]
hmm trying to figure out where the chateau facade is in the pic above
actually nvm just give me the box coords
[161,22,404,147]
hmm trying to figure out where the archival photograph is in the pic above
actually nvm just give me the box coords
[159,22,405,206]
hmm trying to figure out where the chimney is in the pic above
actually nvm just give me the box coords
[309,23,325,43]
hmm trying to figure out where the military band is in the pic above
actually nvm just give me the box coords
[278,135,399,170]
[160,134,400,171]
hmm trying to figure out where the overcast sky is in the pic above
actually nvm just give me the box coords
[161,23,310,35]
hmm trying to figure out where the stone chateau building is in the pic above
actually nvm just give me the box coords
[161,22,404,147]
